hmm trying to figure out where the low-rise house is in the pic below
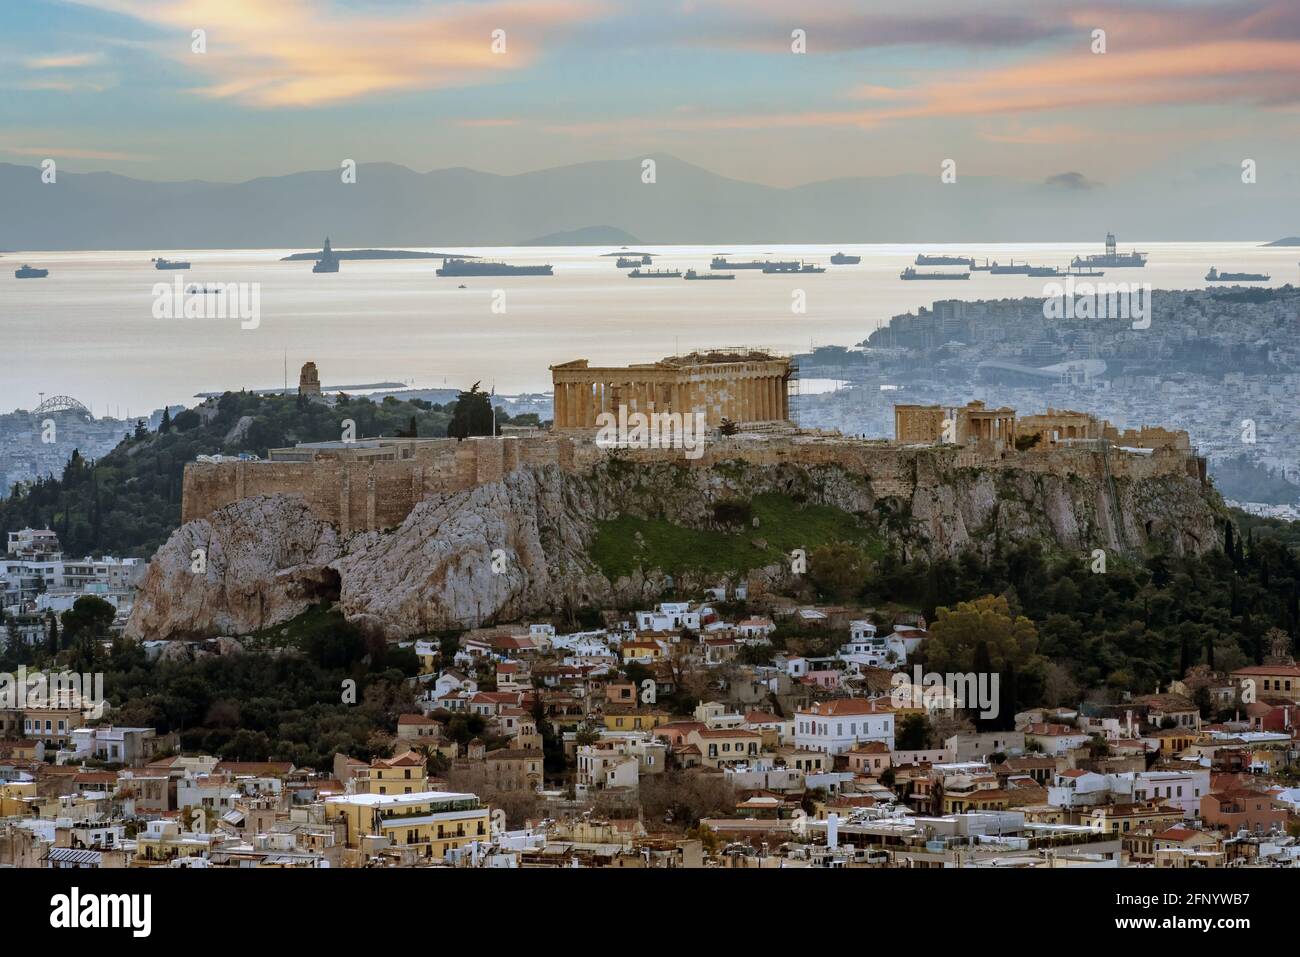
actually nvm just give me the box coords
[687,728,762,768]
[1023,724,1089,756]
[396,713,442,744]
[946,731,1026,762]
[1085,802,1183,836]
[845,740,891,776]
[621,640,665,664]
[469,691,524,718]
[1129,768,1211,819]
[1047,769,1110,808]
[1231,664,1300,704]
[773,746,832,774]
[325,790,490,861]
[1200,788,1287,834]
[60,725,162,766]
[1132,692,1201,731]
[635,602,700,633]
[741,710,793,748]
[601,706,670,733]
[703,637,740,665]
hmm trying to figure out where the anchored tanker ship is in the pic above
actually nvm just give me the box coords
[711,256,798,271]
[437,258,553,276]
[900,266,969,280]
[916,254,974,266]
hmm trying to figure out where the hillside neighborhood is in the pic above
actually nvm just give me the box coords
[4,584,1298,869]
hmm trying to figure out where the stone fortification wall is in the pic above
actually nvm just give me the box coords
[182,430,1200,533]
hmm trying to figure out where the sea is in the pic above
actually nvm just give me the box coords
[3,241,1295,414]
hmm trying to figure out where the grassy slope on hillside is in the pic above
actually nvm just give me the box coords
[590,492,881,579]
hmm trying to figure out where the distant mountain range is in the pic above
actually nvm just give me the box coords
[4,154,1300,250]
[520,225,641,246]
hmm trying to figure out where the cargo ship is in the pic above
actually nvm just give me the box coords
[1026,265,1065,277]
[1070,232,1147,268]
[711,256,795,270]
[830,252,861,265]
[313,237,340,273]
[900,267,969,280]
[15,264,48,279]
[916,254,975,267]
[683,269,734,280]
[628,268,682,278]
[1205,267,1269,282]
[616,256,651,268]
[762,261,825,274]
[989,261,1032,275]
[153,257,191,270]
[437,257,553,276]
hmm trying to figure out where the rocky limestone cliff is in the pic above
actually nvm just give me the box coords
[125,454,1226,640]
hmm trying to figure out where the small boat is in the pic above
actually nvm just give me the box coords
[15,264,49,279]
[684,269,734,280]
[457,284,467,289]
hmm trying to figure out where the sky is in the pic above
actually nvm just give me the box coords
[2,0,1299,187]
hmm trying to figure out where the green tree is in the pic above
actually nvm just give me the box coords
[895,713,929,750]
[60,595,117,643]
[447,383,496,439]
[807,542,872,602]
[923,595,1039,674]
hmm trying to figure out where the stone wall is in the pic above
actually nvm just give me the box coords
[182,431,1202,531]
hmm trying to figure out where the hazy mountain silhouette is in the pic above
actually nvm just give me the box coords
[3,154,1298,250]
[519,225,641,245]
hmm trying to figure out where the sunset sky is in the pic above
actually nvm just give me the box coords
[3,0,1300,187]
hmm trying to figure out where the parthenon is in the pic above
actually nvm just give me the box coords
[549,351,792,430]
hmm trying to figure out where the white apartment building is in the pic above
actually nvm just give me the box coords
[794,698,896,754]
[634,602,700,633]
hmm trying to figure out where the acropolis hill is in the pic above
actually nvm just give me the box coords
[181,353,1207,533]
[129,354,1226,640]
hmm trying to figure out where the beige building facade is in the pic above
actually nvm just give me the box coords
[550,351,791,430]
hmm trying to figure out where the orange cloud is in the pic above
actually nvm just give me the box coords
[70,0,606,107]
